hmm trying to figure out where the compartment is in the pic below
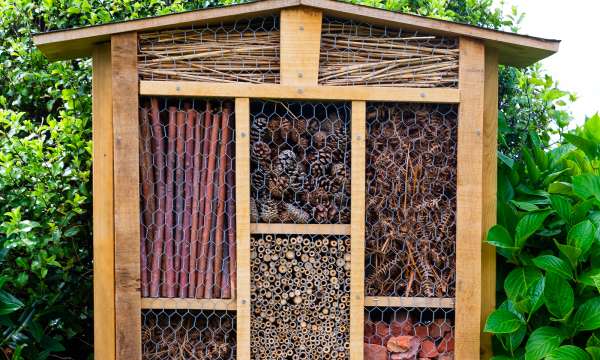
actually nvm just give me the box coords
[138,15,280,83]
[250,234,351,359]
[142,309,236,360]
[319,17,459,87]
[364,307,454,360]
[250,100,351,224]
[139,98,236,299]
[365,103,457,297]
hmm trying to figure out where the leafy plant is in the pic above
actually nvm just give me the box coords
[485,114,600,359]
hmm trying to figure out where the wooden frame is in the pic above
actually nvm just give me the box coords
[60,4,538,359]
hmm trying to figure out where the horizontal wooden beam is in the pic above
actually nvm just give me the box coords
[141,298,237,311]
[140,81,460,103]
[250,223,351,235]
[365,296,455,309]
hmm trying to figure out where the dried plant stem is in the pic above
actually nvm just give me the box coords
[139,106,154,297]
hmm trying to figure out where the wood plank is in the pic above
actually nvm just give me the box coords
[365,297,455,309]
[455,37,485,360]
[141,298,237,311]
[235,98,251,360]
[92,42,115,360]
[33,0,558,66]
[250,223,350,235]
[350,101,366,360]
[481,48,499,360]
[112,32,141,360]
[140,81,460,103]
[280,7,322,86]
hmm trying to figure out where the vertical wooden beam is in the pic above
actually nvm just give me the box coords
[455,37,485,360]
[280,7,323,86]
[235,97,251,359]
[112,32,141,360]
[92,42,115,360]
[350,101,366,360]
[481,48,499,360]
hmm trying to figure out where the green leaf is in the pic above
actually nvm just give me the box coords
[484,309,524,334]
[574,297,600,331]
[505,267,543,302]
[525,326,565,360]
[549,181,573,195]
[515,211,552,248]
[573,174,600,201]
[584,113,600,142]
[528,276,546,314]
[544,274,574,320]
[0,289,24,315]
[587,346,600,360]
[533,255,573,280]
[547,345,591,360]
[550,195,573,223]
[564,133,599,159]
[487,225,516,249]
[568,220,595,256]
[556,242,582,269]
[511,200,540,211]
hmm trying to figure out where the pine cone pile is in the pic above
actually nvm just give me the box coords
[250,102,351,224]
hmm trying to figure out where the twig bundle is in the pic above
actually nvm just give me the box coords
[138,18,280,83]
[140,98,236,299]
[319,19,459,87]
[365,103,457,298]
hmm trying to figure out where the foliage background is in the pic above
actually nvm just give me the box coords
[0,0,581,359]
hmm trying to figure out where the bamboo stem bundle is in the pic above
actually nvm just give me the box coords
[163,107,178,297]
[226,141,236,299]
[139,106,154,298]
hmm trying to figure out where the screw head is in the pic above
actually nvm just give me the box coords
[299,25,304,31]
[241,131,247,138]
[176,86,181,91]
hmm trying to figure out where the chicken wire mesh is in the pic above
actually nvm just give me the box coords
[139,97,236,299]
[138,15,280,83]
[250,100,351,224]
[364,307,454,360]
[319,17,459,87]
[250,234,351,359]
[142,309,236,360]
[365,103,457,298]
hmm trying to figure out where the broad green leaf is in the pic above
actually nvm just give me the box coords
[487,225,516,249]
[556,242,582,269]
[498,151,515,169]
[568,220,596,256]
[504,267,543,301]
[550,195,573,223]
[511,200,540,211]
[525,326,565,360]
[574,297,600,331]
[523,147,541,183]
[499,324,527,353]
[528,277,545,314]
[549,181,573,195]
[564,133,599,159]
[0,289,24,315]
[587,346,600,360]
[483,309,524,334]
[544,274,574,320]
[547,345,591,360]
[584,113,600,142]
[573,174,600,201]
[515,211,552,248]
[573,200,596,225]
[533,255,573,279]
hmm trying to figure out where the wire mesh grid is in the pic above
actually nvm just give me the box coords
[250,100,351,224]
[138,15,280,83]
[319,17,459,88]
[365,103,457,298]
[142,309,236,360]
[364,307,454,359]
[250,234,351,359]
[139,97,236,299]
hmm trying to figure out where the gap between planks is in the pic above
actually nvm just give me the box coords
[141,298,237,311]
[250,223,350,235]
[365,296,455,309]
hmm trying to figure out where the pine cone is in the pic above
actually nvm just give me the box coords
[251,117,268,143]
[252,141,272,168]
[312,131,327,149]
[268,173,290,199]
[313,204,330,223]
[259,198,279,222]
[303,188,330,206]
[284,203,310,223]
[275,149,298,176]
[251,167,269,191]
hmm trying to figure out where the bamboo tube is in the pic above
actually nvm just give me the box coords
[221,225,231,299]
[139,106,154,297]
[172,108,186,296]
[179,105,201,298]
[188,102,212,298]
[195,112,220,298]
[226,140,236,298]
[149,98,166,298]
[212,105,231,298]
[162,106,178,297]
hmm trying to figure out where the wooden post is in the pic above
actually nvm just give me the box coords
[235,97,251,359]
[92,42,115,360]
[481,48,499,360]
[280,7,323,86]
[350,101,366,360]
[112,32,141,360]
[455,36,486,360]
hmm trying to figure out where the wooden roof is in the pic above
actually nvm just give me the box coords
[33,0,560,67]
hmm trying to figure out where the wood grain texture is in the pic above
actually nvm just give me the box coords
[481,48,499,360]
[140,81,460,103]
[280,7,322,86]
[455,37,486,360]
[92,42,115,360]
[250,223,350,235]
[350,101,366,360]
[365,296,455,309]
[141,298,237,311]
[111,32,141,360]
[235,98,251,360]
